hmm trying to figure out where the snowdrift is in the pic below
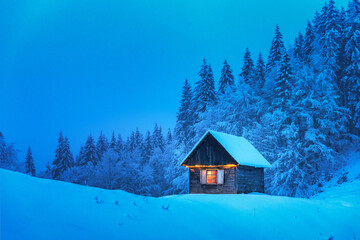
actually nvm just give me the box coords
[1,169,359,240]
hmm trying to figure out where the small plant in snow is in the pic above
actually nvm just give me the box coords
[162,203,170,210]
[94,196,103,204]
[337,172,348,184]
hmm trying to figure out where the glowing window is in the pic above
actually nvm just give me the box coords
[207,170,217,184]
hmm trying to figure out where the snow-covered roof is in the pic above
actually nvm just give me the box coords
[181,130,271,168]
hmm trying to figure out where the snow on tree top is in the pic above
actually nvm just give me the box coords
[181,130,271,168]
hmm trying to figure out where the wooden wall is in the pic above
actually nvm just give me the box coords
[189,167,237,194]
[183,133,238,166]
[236,166,264,193]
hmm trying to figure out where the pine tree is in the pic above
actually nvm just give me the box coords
[76,145,84,166]
[116,134,123,153]
[25,146,36,176]
[304,21,315,64]
[96,131,108,160]
[62,137,74,169]
[193,59,217,114]
[344,0,360,132]
[255,53,265,88]
[240,48,255,86]
[175,79,194,146]
[129,131,136,152]
[152,123,165,152]
[142,131,153,163]
[294,32,304,61]
[166,128,173,143]
[320,0,340,70]
[110,131,116,149]
[52,132,73,179]
[80,134,98,166]
[266,25,286,74]
[218,59,234,94]
[274,52,293,110]
[134,128,144,147]
[51,132,65,178]
[0,132,19,171]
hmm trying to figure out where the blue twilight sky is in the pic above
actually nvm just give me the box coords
[0,0,348,170]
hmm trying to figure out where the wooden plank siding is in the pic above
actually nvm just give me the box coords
[183,133,238,166]
[236,165,264,193]
[189,167,237,194]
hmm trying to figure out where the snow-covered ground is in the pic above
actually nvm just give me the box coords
[312,151,360,206]
[1,168,359,240]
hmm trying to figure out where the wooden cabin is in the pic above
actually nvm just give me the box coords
[181,130,271,194]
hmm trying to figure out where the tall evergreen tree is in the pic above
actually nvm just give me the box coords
[116,134,123,153]
[193,59,217,114]
[240,48,255,86]
[218,59,234,94]
[134,128,144,147]
[52,132,73,178]
[52,132,64,178]
[152,123,165,152]
[142,131,153,163]
[255,53,266,88]
[274,52,293,110]
[80,134,98,166]
[77,145,84,166]
[96,131,108,160]
[294,32,305,61]
[110,131,116,149]
[25,146,36,176]
[166,128,173,143]
[344,0,360,132]
[62,137,74,169]
[175,79,194,146]
[266,25,286,74]
[175,79,194,144]
[0,132,19,171]
[320,0,340,70]
[304,21,315,64]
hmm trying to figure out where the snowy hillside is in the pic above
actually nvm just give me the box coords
[1,169,359,240]
[313,151,360,205]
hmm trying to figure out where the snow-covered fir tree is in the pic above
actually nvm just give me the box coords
[266,25,286,74]
[25,146,36,176]
[218,59,235,94]
[96,131,109,160]
[294,32,305,61]
[304,21,315,64]
[109,131,116,149]
[274,52,293,110]
[255,53,265,88]
[344,0,360,133]
[175,79,194,148]
[52,132,74,179]
[166,128,173,144]
[0,132,19,171]
[80,134,98,166]
[193,59,217,114]
[142,131,153,163]
[152,124,165,152]
[240,47,255,86]
[116,134,123,153]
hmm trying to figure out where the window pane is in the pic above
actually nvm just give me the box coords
[207,170,217,184]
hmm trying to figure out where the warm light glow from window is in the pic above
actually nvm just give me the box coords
[184,164,237,168]
[207,170,217,184]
